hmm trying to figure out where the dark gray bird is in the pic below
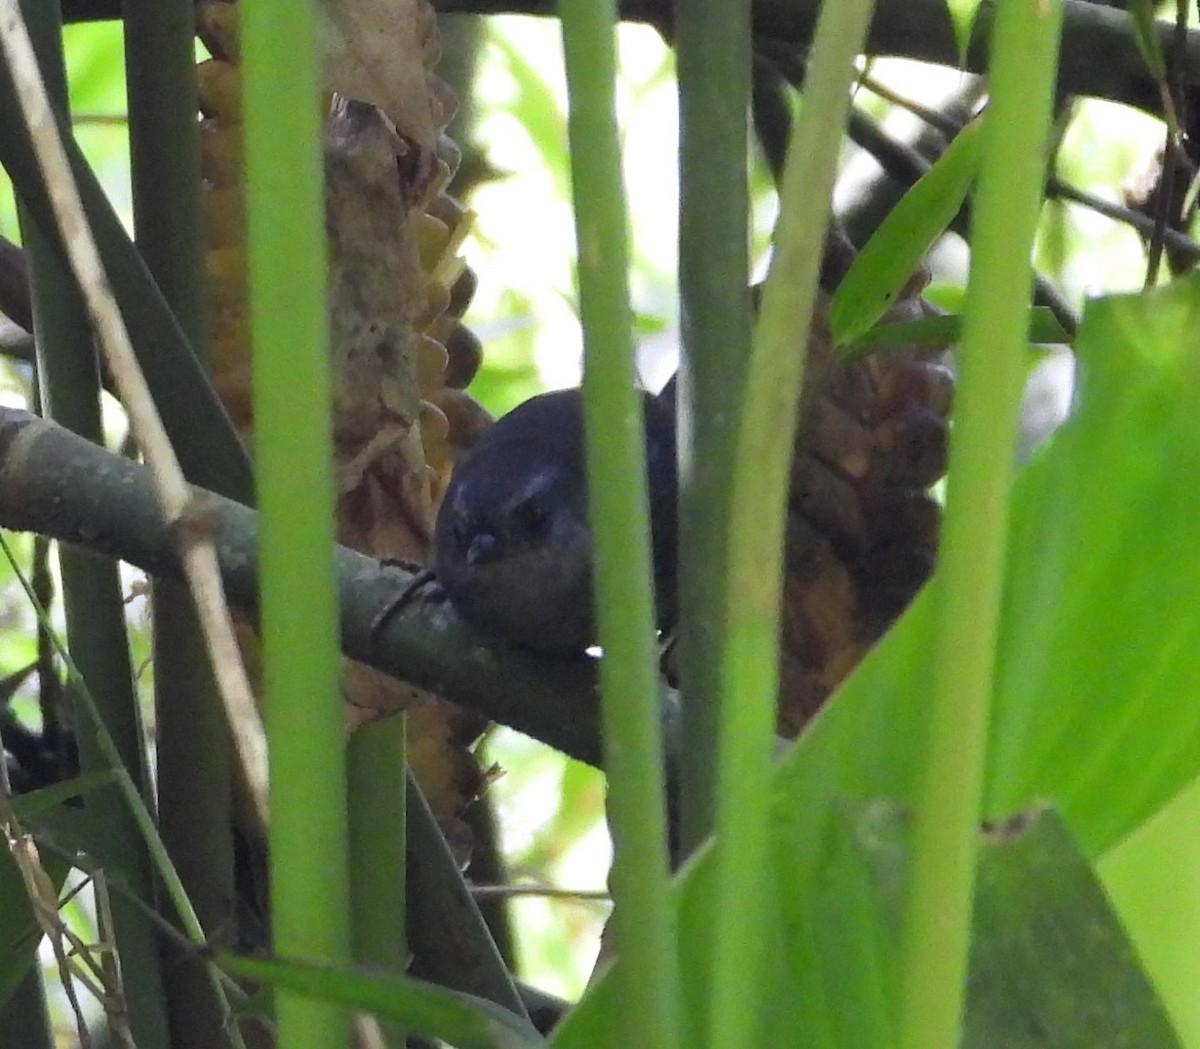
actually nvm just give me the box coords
[433,388,677,655]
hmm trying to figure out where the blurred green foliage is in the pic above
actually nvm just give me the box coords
[2,3,1199,1030]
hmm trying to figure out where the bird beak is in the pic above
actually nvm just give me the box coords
[465,530,501,566]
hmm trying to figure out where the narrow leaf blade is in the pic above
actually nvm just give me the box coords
[830,118,983,346]
[219,953,546,1049]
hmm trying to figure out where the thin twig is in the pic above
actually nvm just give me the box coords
[91,869,137,1049]
[35,833,252,1002]
[1051,177,1200,263]
[469,883,611,902]
[1,532,250,1049]
[0,761,101,1049]
[1144,0,1190,286]
[71,112,128,126]
[0,0,269,826]
[858,70,965,137]
[31,533,65,755]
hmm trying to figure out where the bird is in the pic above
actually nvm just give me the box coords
[432,387,677,655]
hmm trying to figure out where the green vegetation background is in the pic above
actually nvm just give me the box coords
[4,8,1200,1049]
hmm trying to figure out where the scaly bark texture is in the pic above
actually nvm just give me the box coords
[196,0,493,829]
[776,264,950,735]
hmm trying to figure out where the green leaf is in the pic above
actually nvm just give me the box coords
[806,801,1181,1049]
[830,118,983,346]
[1127,0,1167,80]
[943,0,983,61]
[219,953,547,1049]
[1100,777,1200,1046]
[984,273,1200,852]
[490,31,571,205]
[8,770,120,820]
[552,600,940,1049]
[840,305,1070,359]
[558,272,1200,1048]
[967,808,1180,1049]
[557,795,1182,1049]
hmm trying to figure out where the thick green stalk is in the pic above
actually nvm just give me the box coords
[242,4,349,1049]
[122,0,205,340]
[12,5,168,1046]
[896,6,1062,1049]
[707,3,873,1047]
[348,717,407,1048]
[152,589,237,1047]
[121,0,204,341]
[558,3,682,1049]
[673,0,752,857]
[120,1,237,1045]
[0,37,254,504]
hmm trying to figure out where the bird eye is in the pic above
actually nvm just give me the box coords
[512,495,550,539]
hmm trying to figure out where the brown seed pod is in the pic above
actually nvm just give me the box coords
[441,319,484,389]
[195,59,241,121]
[196,0,239,62]
[777,269,952,736]
[194,0,489,831]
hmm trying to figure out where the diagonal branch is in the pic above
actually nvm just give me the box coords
[0,408,608,768]
[430,0,1200,120]
[56,0,1200,121]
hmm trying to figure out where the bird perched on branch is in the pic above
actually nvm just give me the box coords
[432,387,678,655]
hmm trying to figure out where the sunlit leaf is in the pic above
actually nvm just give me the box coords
[985,273,1200,851]
[1100,777,1200,1047]
[830,118,983,346]
[489,32,571,204]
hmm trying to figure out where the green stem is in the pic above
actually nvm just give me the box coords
[0,12,253,504]
[896,5,1062,1049]
[708,3,873,1047]
[558,3,682,1049]
[674,0,752,857]
[121,0,205,343]
[348,716,408,1048]
[242,4,349,1049]
[120,1,238,1045]
[12,5,168,1046]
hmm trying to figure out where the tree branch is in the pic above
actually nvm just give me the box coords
[434,0,1198,120]
[0,408,607,767]
[55,0,1200,119]
[0,233,32,333]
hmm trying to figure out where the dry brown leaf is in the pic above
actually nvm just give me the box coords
[319,0,447,148]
